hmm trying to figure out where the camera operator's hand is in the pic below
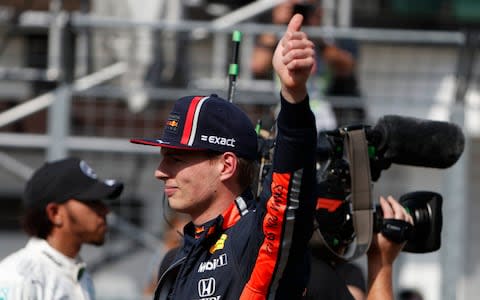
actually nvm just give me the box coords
[272,14,315,104]
[366,196,413,300]
[371,196,413,264]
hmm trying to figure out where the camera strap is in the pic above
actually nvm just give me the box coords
[344,128,373,260]
[313,128,373,262]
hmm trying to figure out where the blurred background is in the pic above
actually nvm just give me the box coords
[0,0,479,299]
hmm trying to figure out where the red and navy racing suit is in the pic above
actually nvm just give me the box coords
[154,94,317,300]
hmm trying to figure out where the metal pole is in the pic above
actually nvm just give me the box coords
[47,0,65,80]
[75,0,92,77]
[46,85,72,160]
[440,102,467,300]
[321,0,335,27]
[46,0,68,160]
[337,0,352,28]
[0,151,34,181]
[240,33,254,82]
[440,34,474,299]
[210,0,285,30]
[0,62,127,128]
[212,33,228,82]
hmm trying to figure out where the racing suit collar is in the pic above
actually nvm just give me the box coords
[221,196,249,230]
[183,194,250,237]
[26,238,87,281]
[181,194,252,253]
[184,216,222,240]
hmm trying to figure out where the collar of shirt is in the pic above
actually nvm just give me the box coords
[181,195,251,253]
[26,238,87,282]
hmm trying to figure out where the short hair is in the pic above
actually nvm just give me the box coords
[206,151,258,192]
[21,206,53,239]
[236,157,258,191]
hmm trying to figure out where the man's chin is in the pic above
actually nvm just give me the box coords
[168,200,185,212]
[90,239,105,246]
[88,235,106,246]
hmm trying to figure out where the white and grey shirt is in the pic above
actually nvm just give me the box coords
[0,238,94,300]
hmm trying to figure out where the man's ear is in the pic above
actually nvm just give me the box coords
[219,152,238,181]
[45,202,63,226]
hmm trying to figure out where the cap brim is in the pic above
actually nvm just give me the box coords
[130,138,208,152]
[75,181,124,202]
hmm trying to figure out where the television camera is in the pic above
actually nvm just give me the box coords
[258,114,465,262]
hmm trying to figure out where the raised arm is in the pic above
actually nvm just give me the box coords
[240,14,318,300]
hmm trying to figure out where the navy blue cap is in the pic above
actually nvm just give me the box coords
[24,157,124,209]
[130,94,258,160]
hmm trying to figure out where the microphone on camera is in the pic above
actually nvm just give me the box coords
[370,115,465,169]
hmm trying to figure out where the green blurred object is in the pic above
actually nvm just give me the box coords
[391,0,443,16]
[454,0,480,22]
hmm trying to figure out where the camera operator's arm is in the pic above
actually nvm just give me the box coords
[367,196,413,300]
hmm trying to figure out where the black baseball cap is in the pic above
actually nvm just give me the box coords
[130,94,258,160]
[24,157,124,209]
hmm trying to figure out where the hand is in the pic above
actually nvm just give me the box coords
[368,196,413,266]
[272,14,315,104]
[366,196,413,300]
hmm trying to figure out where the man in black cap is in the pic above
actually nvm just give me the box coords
[0,157,123,300]
[132,14,317,300]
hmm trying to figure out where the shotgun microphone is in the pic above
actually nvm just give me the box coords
[370,115,465,169]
